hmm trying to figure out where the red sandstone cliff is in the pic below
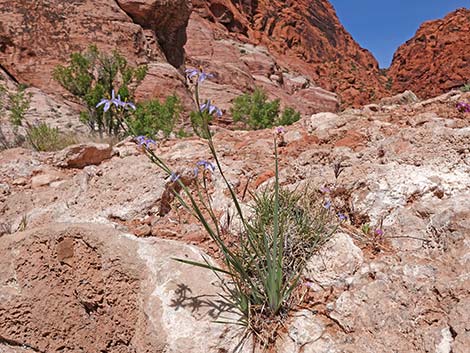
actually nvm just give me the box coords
[190,0,387,107]
[388,8,470,99]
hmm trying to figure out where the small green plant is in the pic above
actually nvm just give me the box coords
[190,109,213,138]
[53,45,147,136]
[26,122,77,151]
[231,88,301,130]
[8,84,31,128]
[385,77,393,91]
[0,84,31,149]
[0,83,6,110]
[127,95,182,138]
[460,82,470,92]
[18,214,28,232]
[277,107,301,127]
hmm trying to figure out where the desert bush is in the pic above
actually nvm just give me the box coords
[231,88,301,130]
[277,107,301,127]
[0,84,31,149]
[26,122,77,151]
[53,45,147,136]
[8,84,31,128]
[127,95,182,138]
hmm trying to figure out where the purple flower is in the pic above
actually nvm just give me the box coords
[338,213,347,221]
[185,68,214,83]
[197,160,216,173]
[456,102,470,113]
[320,186,331,194]
[135,135,156,148]
[123,101,136,110]
[170,172,180,182]
[375,229,384,236]
[303,281,315,289]
[276,127,285,134]
[200,100,222,117]
[96,90,122,112]
[323,200,332,210]
[193,167,199,177]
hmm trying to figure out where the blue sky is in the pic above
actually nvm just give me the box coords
[329,0,470,68]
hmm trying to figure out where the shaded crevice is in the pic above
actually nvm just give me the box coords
[112,0,132,22]
[0,335,45,353]
[0,63,19,84]
[112,0,189,68]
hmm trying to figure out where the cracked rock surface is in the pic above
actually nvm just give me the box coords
[0,90,469,352]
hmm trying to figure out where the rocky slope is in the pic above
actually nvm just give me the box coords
[1,90,469,352]
[0,0,353,120]
[0,0,195,106]
[389,8,470,99]
[190,0,387,107]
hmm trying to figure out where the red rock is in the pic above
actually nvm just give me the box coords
[253,170,275,188]
[31,173,62,189]
[0,0,191,101]
[53,143,113,168]
[388,8,470,99]
[117,0,192,67]
[334,130,367,150]
[190,0,387,107]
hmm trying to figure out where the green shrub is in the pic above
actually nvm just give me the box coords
[277,107,301,126]
[231,88,301,129]
[53,45,147,136]
[8,84,31,127]
[0,84,31,150]
[26,122,77,152]
[127,95,181,138]
[460,82,470,92]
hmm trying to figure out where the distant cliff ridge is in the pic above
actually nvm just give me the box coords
[389,8,470,98]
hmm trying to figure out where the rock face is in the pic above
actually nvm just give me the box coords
[0,224,249,352]
[185,18,339,116]
[116,0,193,67]
[0,0,193,111]
[190,0,386,107]
[0,0,342,123]
[388,8,470,99]
[1,90,469,352]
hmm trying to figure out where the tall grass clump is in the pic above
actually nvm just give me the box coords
[26,122,78,151]
[98,68,334,347]
[231,87,301,130]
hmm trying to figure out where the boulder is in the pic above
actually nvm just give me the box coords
[54,143,113,168]
[0,223,250,353]
[380,90,419,106]
[304,232,364,289]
